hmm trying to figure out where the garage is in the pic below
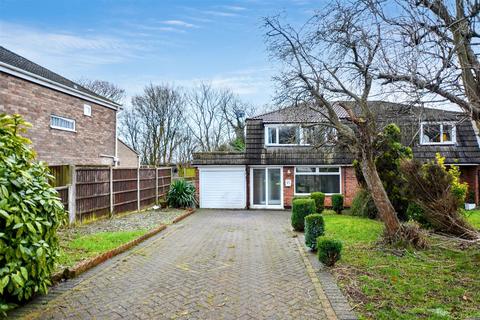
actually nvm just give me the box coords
[199,166,246,209]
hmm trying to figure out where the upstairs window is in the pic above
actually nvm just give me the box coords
[266,126,302,145]
[50,115,75,132]
[304,126,337,145]
[420,122,455,145]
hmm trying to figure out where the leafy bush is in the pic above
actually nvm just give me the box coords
[304,214,325,250]
[167,179,197,208]
[317,238,342,267]
[351,189,377,219]
[291,199,315,231]
[406,203,431,228]
[353,124,412,220]
[310,192,325,213]
[331,194,344,214]
[436,154,468,205]
[402,155,478,239]
[0,114,65,315]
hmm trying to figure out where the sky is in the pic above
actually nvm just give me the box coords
[0,0,317,107]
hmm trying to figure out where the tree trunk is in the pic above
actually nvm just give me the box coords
[360,151,402,236]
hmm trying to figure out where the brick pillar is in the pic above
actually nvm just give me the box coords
[343,166,359,207]
[283,166,294,208]
[194,167,200,206]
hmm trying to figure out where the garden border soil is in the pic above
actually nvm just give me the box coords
[52,208,196,283]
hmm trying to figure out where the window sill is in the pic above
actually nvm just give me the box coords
[419,142,455,146]
[50,126,77,133]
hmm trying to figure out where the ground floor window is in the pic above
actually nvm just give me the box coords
[294,166,340,194]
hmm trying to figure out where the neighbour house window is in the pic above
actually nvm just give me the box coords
[295,167,341,194]
[50,115,75,132]
[420,122,455,144]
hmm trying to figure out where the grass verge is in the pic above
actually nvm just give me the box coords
[57,230,147,272]
[321,209,480,320]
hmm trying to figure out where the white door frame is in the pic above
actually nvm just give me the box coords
[249,166,284,209]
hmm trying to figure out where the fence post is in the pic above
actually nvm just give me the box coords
[68,165,76,224]
[137,166,141,211]
[155,168,159,203]
[109,166,114,216]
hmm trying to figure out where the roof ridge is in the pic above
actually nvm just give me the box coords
[249,104,299,119]
[0,46,119,106]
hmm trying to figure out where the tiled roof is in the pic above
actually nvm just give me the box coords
[0,46,119,107]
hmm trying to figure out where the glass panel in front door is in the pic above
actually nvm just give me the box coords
[253,169,266,205]
[267,168,281,205]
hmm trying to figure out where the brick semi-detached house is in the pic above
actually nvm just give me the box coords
[0,46,121,166]
[193,102,480,209]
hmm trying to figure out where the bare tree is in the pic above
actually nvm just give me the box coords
[187,83,230,152]
[264,4,423,241]
[366,0,480,120]
[220,93,256,145]
[77,79,126,104]
[120,84,185,165]
[175,127,198,165]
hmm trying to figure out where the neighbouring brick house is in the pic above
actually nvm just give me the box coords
[117,138,140,167]
[193,102,480,209]
[0,46,121,166]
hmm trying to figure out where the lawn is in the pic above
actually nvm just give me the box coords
[57,230,147,271]
[322,209,480,320]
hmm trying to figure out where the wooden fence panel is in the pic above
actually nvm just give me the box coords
[75,167,110,221]
[140,168,156,208]
[157,168,171,201]
[112,168,138,214]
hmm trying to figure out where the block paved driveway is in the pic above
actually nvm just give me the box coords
[18,210,334,320]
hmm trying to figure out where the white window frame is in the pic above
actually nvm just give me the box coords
[83,104,92,117]
[420,121,456,145]
[264,124,309,146]
[50,115,76,132]
[294,165,342,196]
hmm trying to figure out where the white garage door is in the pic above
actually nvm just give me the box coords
[199,167,246,209]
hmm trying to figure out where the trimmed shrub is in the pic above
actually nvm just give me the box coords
[310,192,325,213]
[291,199,316,231]
[304,214,325,250]
[350,189,377,219]
[292,195,310,202]
[332,194,344,214]
[317,238,343,267]
[0,114,66,315]
[167,179,197,208]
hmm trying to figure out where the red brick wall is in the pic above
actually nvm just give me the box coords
[283,166,295,208]
[0,72,117,165]
[460,166,479,204]
[282,166,359,208]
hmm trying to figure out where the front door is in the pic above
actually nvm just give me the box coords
[251,167,283,209]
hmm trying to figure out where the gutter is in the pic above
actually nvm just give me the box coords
[0,62,121,111]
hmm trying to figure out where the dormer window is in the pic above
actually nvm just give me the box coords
[420,122,456,145]
[266,125,303,145]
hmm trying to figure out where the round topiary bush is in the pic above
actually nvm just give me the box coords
[291,198,315,231]
[304,214,325,250]
[292,195,310,202]
[310,192,325,213]
[317,238,343,267]
[167,179,197,208]
[331,194,344,214]
[0,114,65,314]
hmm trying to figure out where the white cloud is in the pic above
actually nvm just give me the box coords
[161,20,198,28]
[0,21,138,71]
[220,5,247,11]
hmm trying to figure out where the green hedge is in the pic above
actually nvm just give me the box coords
[304,214,325,250]
[310,192,325,213]
[0,114,65,315]
[291,199,315,231]
[317,238,343,267]
[332,194,344,214]
[292,195,310,202]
